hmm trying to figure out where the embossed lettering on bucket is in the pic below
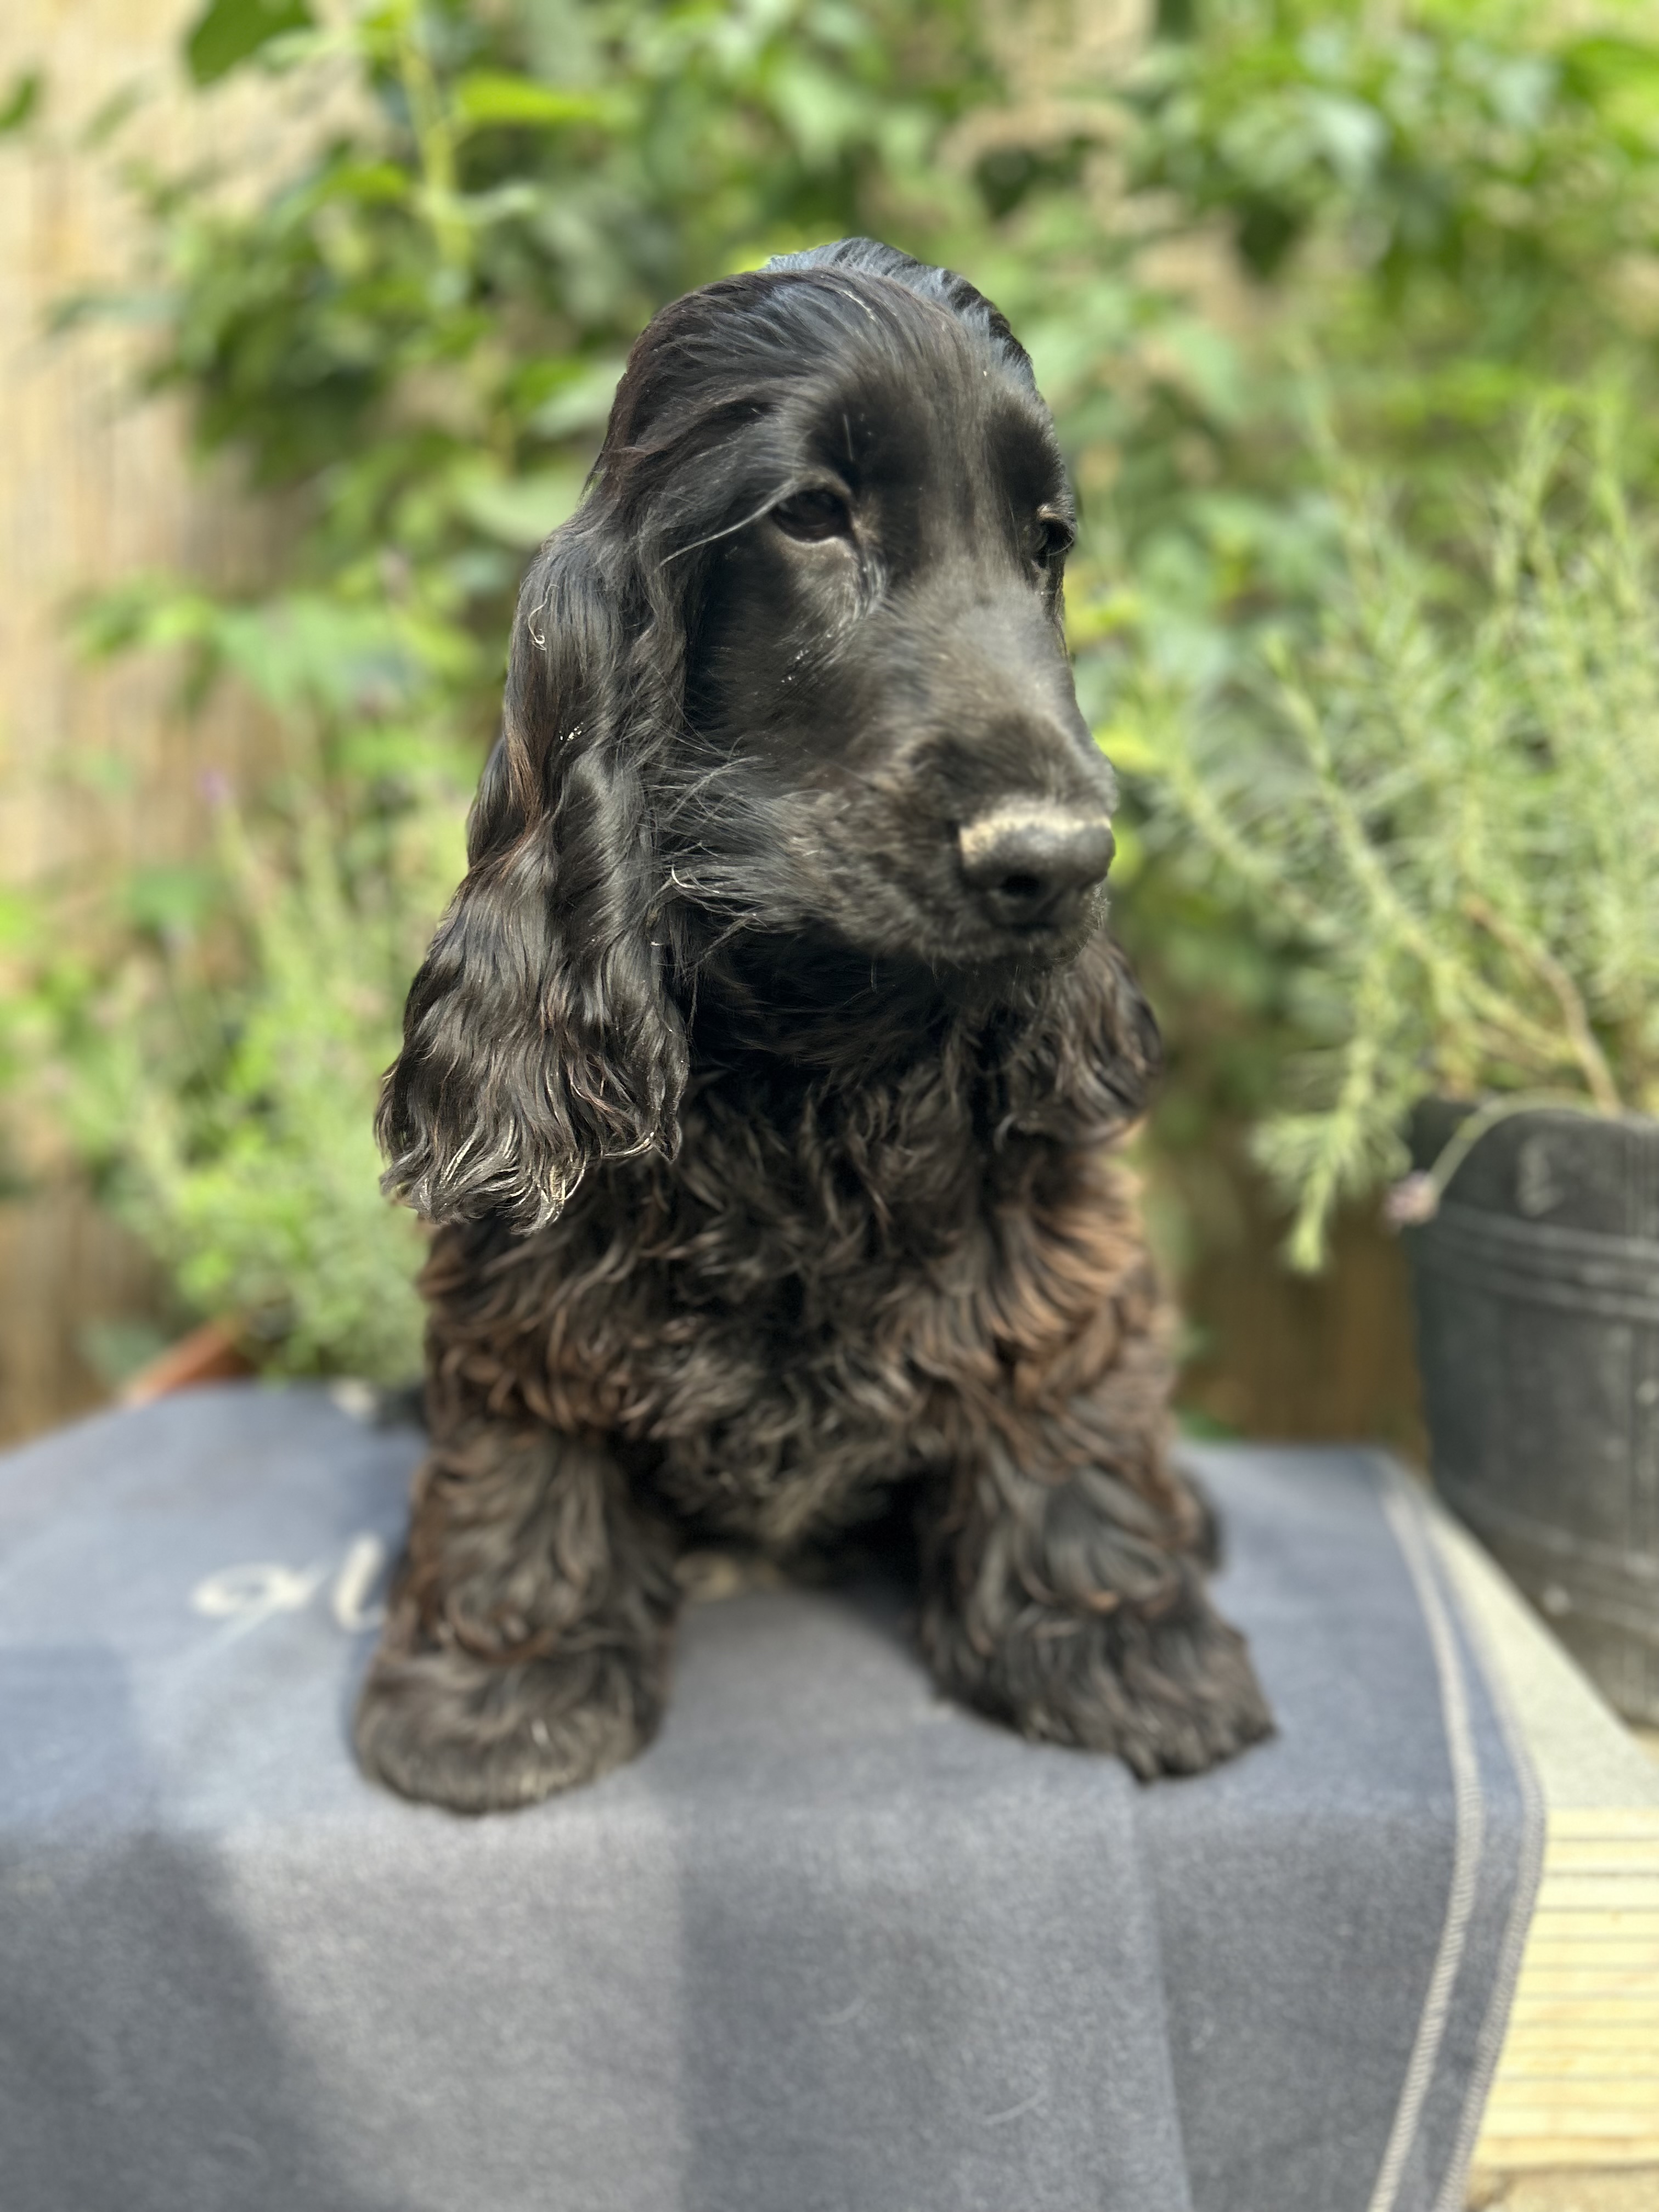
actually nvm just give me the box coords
[1406,1101,1659,1724]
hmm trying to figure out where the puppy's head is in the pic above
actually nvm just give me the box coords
[661,241,1116,970]
[380,242,1120,1228]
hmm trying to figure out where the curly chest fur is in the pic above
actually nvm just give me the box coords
[424,1058,1167,1551]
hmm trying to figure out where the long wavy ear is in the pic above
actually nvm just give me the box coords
[377,518,687,1229]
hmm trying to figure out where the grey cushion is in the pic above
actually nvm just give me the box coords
[0,1385,1539,2212]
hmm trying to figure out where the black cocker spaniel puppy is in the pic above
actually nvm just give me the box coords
[356,239,1273,1812]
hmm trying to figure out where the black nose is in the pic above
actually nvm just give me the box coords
[957,805,1115,929]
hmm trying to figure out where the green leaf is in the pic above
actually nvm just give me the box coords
[1560,35,1659,94]
[184,0,313,87]
[527,357,626,439]
[452,72,614,129]
[1301,91,1386,189]
[1094,721,1163,776]
[453,465,588,548]
[0,70,43,136]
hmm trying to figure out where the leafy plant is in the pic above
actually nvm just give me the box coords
[1135,402,1659,1268]
[55,799,446,1378]
[943,1,1659,1299]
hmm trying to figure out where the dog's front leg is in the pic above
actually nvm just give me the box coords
[354,1418,678,1813]
[917,1422,1273,1779]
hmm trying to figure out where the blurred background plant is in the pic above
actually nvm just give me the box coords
[1138,400,1659,1270]
[5,0,1659,1421]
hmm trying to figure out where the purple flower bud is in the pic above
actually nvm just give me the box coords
[1384,1172,1438,1227]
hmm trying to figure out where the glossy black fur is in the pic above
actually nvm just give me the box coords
[357,240,1272,1812]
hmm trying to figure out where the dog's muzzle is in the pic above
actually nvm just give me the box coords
[957,805,1115,932]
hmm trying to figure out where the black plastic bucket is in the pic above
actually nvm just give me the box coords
[1406,1101,1659,1724]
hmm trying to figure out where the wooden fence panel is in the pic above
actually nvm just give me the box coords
[0,1,327,1442]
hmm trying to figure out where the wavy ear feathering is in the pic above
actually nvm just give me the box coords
[376,512,688,1231]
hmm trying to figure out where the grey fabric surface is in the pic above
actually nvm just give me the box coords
[0,1385,1538,2212]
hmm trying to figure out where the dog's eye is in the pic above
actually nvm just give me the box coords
[1031,512,1076,567]
[772,488,851,543]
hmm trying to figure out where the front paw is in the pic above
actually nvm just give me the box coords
[923,1577,1273,1781]
[353,1635,665,1813]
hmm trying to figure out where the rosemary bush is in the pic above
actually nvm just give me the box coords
[1136,406,1659,1268]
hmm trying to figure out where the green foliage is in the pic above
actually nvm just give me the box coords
[30,599,467,1373]
[55,800,443,1377]
[1006,0,1659,1281]
[1138,404,1659,1267]
[0,70,43,135]
[19,0,1659,1379]
[185,0,315,87]
[1046,0,1659,714]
